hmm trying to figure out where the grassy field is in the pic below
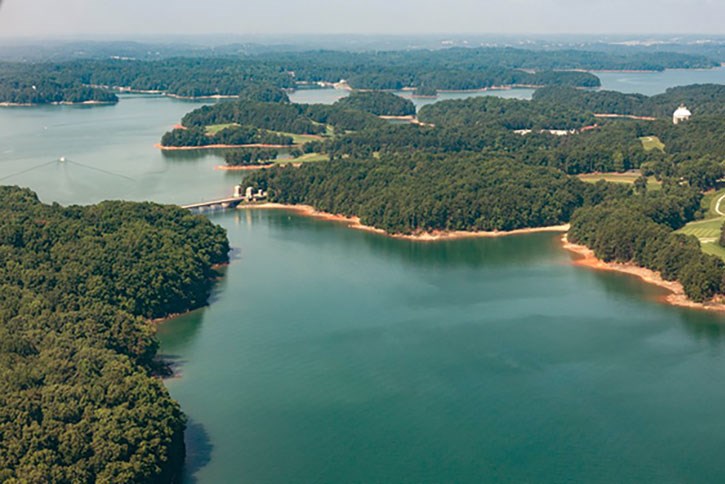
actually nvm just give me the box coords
[678,218,724,241]
[204,124,327,145]
[702,242,725,259]
[205,123,239,135]
[577,172,661,189]
[282,132,325,144]
[274,153,328,164]
[639,136,665,152]
[677,188,725,259]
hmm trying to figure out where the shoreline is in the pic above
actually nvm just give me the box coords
[0,100,117,107]
[239,203,570,241]
[157,143,297,151]
[215,164,277,171]
[560,234,725,313]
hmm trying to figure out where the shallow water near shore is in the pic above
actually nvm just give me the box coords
[159,209,725,483]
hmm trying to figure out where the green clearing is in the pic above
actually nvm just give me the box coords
[639,136,665,152]
[677,189,725,260]
[577,172,661,189]
[205,123,239,135]
[702,241,725,260]
[278,132,325,145]
[204,124,327,144]
[274,153,328,164]
[677,218,724,240]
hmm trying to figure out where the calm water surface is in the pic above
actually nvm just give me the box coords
[1,71,724,483]
[597,67,725,95]
[160,210,725,483]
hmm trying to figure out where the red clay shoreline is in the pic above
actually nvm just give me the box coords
[239,203,570,241]
[561,234,725,313]
[236,203,725,313]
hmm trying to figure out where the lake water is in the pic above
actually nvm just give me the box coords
[597,67,725,96]
[1,69,724,483]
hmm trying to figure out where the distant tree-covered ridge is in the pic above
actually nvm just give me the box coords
[1,46,717,104]
[0,68,118,105]
[533,84,725,118]
[0,186,229,482]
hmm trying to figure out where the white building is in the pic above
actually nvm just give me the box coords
[673,104,692,125]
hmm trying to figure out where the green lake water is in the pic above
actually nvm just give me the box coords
[0,69,724,482]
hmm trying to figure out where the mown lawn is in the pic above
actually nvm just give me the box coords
[678,218,724,241]
[677,189,725,260]
[204,123,239,135]
[204,124,326,145]
[702,241,725,260]
[639,136,665,152]
[274,153,328,164]
[577,172,661,189]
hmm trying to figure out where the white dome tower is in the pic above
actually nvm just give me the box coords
[673,104,691,125]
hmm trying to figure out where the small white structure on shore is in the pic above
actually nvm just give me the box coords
[673,104,692,125]
[234,184,243,198]
[245,186,254,200]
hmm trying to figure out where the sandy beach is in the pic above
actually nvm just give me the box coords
[561,234,725,312]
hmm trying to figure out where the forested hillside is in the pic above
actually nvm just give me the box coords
[249,154,627,233]
[0,187,229,481]
[334,91,416,116]
[244,81,725,304]
[568,184,724,302]
[533,84,725,118]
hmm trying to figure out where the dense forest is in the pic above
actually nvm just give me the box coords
[161,125,293,148]
[224,148,279,166]
[0,68,118,105]
[0,187,229,481]
[162,99,388,147]
[334,91,416,116]
[1,46,719,104]
[533,84,725,118]
[181,101,325,134]
[248,153,628,233]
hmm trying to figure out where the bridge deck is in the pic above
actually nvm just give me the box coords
[181,197,244,210]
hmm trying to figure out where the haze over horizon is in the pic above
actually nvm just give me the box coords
[0,0,723,39]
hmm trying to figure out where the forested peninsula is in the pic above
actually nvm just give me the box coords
[0,47,719,104]
[0,187,229,481]
[241,83,725,306]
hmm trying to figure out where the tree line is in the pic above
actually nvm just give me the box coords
[568,184,724,302]
[161,125,293,148]
[248,153,628,234]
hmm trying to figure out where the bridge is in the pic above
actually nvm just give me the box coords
[181,196,246,211]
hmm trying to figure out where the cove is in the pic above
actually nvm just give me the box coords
[159,209,725,483]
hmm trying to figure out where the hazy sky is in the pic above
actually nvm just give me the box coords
[0,0,723,38]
